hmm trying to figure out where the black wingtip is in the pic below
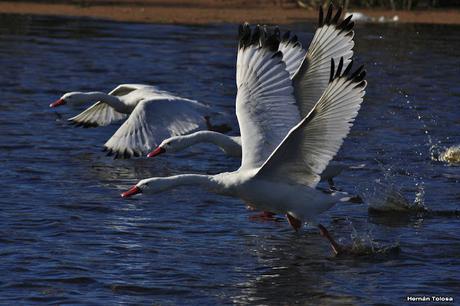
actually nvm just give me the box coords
[239,23,280,52]
[238,23,251,49]
[249,25,261,46]
[335,57,344,79]
[330,57,365,84]
[325,4,333,25]
[261,28,280,52]
[318,6,324,27]
[329,58,335,83]
[343,60,354,76]
[338,15,353,32]
[344,21,355,32]
[354,70,367,83]
[332,6,342,24]
[348,64,365,81]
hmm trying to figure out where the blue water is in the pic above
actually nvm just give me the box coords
[0,14,459,305]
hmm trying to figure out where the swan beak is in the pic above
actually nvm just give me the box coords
[50,99,65,108]
[147,147,166,158]
[121,185,142,198]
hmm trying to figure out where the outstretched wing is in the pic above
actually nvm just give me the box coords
[257,58,367,187]
[68,101,127,128]
[293,5,355,117]
[67,84,145,127]
[108,84,150,97]
[103,98,207,158]
[278,31,306,79]
[236,24,301,170]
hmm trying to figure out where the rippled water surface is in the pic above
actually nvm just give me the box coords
[0,14,459,305]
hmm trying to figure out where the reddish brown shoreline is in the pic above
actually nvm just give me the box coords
[0,1,459,25]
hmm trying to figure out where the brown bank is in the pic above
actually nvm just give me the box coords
[0,0,459,25]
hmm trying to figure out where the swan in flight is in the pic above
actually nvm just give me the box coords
[50,84,230,158]
[147,5,355,188]
[122,23,367,255]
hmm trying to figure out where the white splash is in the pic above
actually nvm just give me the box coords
[436,145,460,165]
[366,181,427,213]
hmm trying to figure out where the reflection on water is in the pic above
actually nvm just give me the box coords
[0,14,459,304]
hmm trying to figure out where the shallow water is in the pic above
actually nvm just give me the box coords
[0,14,459,305]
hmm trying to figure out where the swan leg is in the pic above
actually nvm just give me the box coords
[286,213,302,232]
[318,224,342,255]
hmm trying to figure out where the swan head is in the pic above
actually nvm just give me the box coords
[50,92,87,108]
[121,178,171,197]
[147,136,189,157]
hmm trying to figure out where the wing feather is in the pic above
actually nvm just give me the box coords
[66,84,148,128]
[257,59,367,187]
[103,98,207,158]
[278,31,307,79]
[293,4,355,118]
[68,101,127,128]
[236,24,301,170]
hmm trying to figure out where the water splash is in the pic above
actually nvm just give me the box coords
[365,180,427,213]
[431,145,460,165]
[337,220,400,257]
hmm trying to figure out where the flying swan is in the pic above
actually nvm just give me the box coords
[121,24,367,255]
[50,84,230,158]
[147,5,355,188]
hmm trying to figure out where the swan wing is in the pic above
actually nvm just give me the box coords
[293,5,355,117]
[66,84,147,127]
[103,98,206,158]
[236,24,301,170]
[278,31,306,79]
[67,101,127,127]
[257,58,367,187]
[109,84,150,96]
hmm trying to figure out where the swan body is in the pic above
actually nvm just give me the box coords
[154,132,353,186]
[135,171,343,222]
[123,7,367,253]
[50,84,209,158]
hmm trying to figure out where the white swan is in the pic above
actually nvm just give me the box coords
[147,5,356,188]
[122,22,367,255]
[149,131,349,189]
[50,84,219,158]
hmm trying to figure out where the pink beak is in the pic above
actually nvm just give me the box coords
[121,185,142,198]
[147,147,166,158]
[50,98,65,108]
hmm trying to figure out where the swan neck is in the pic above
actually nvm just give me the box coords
[142,174,220,193]
[191,131,238,152]
[88,92,127,112]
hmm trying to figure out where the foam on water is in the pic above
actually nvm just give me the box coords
[431,144,460,165]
